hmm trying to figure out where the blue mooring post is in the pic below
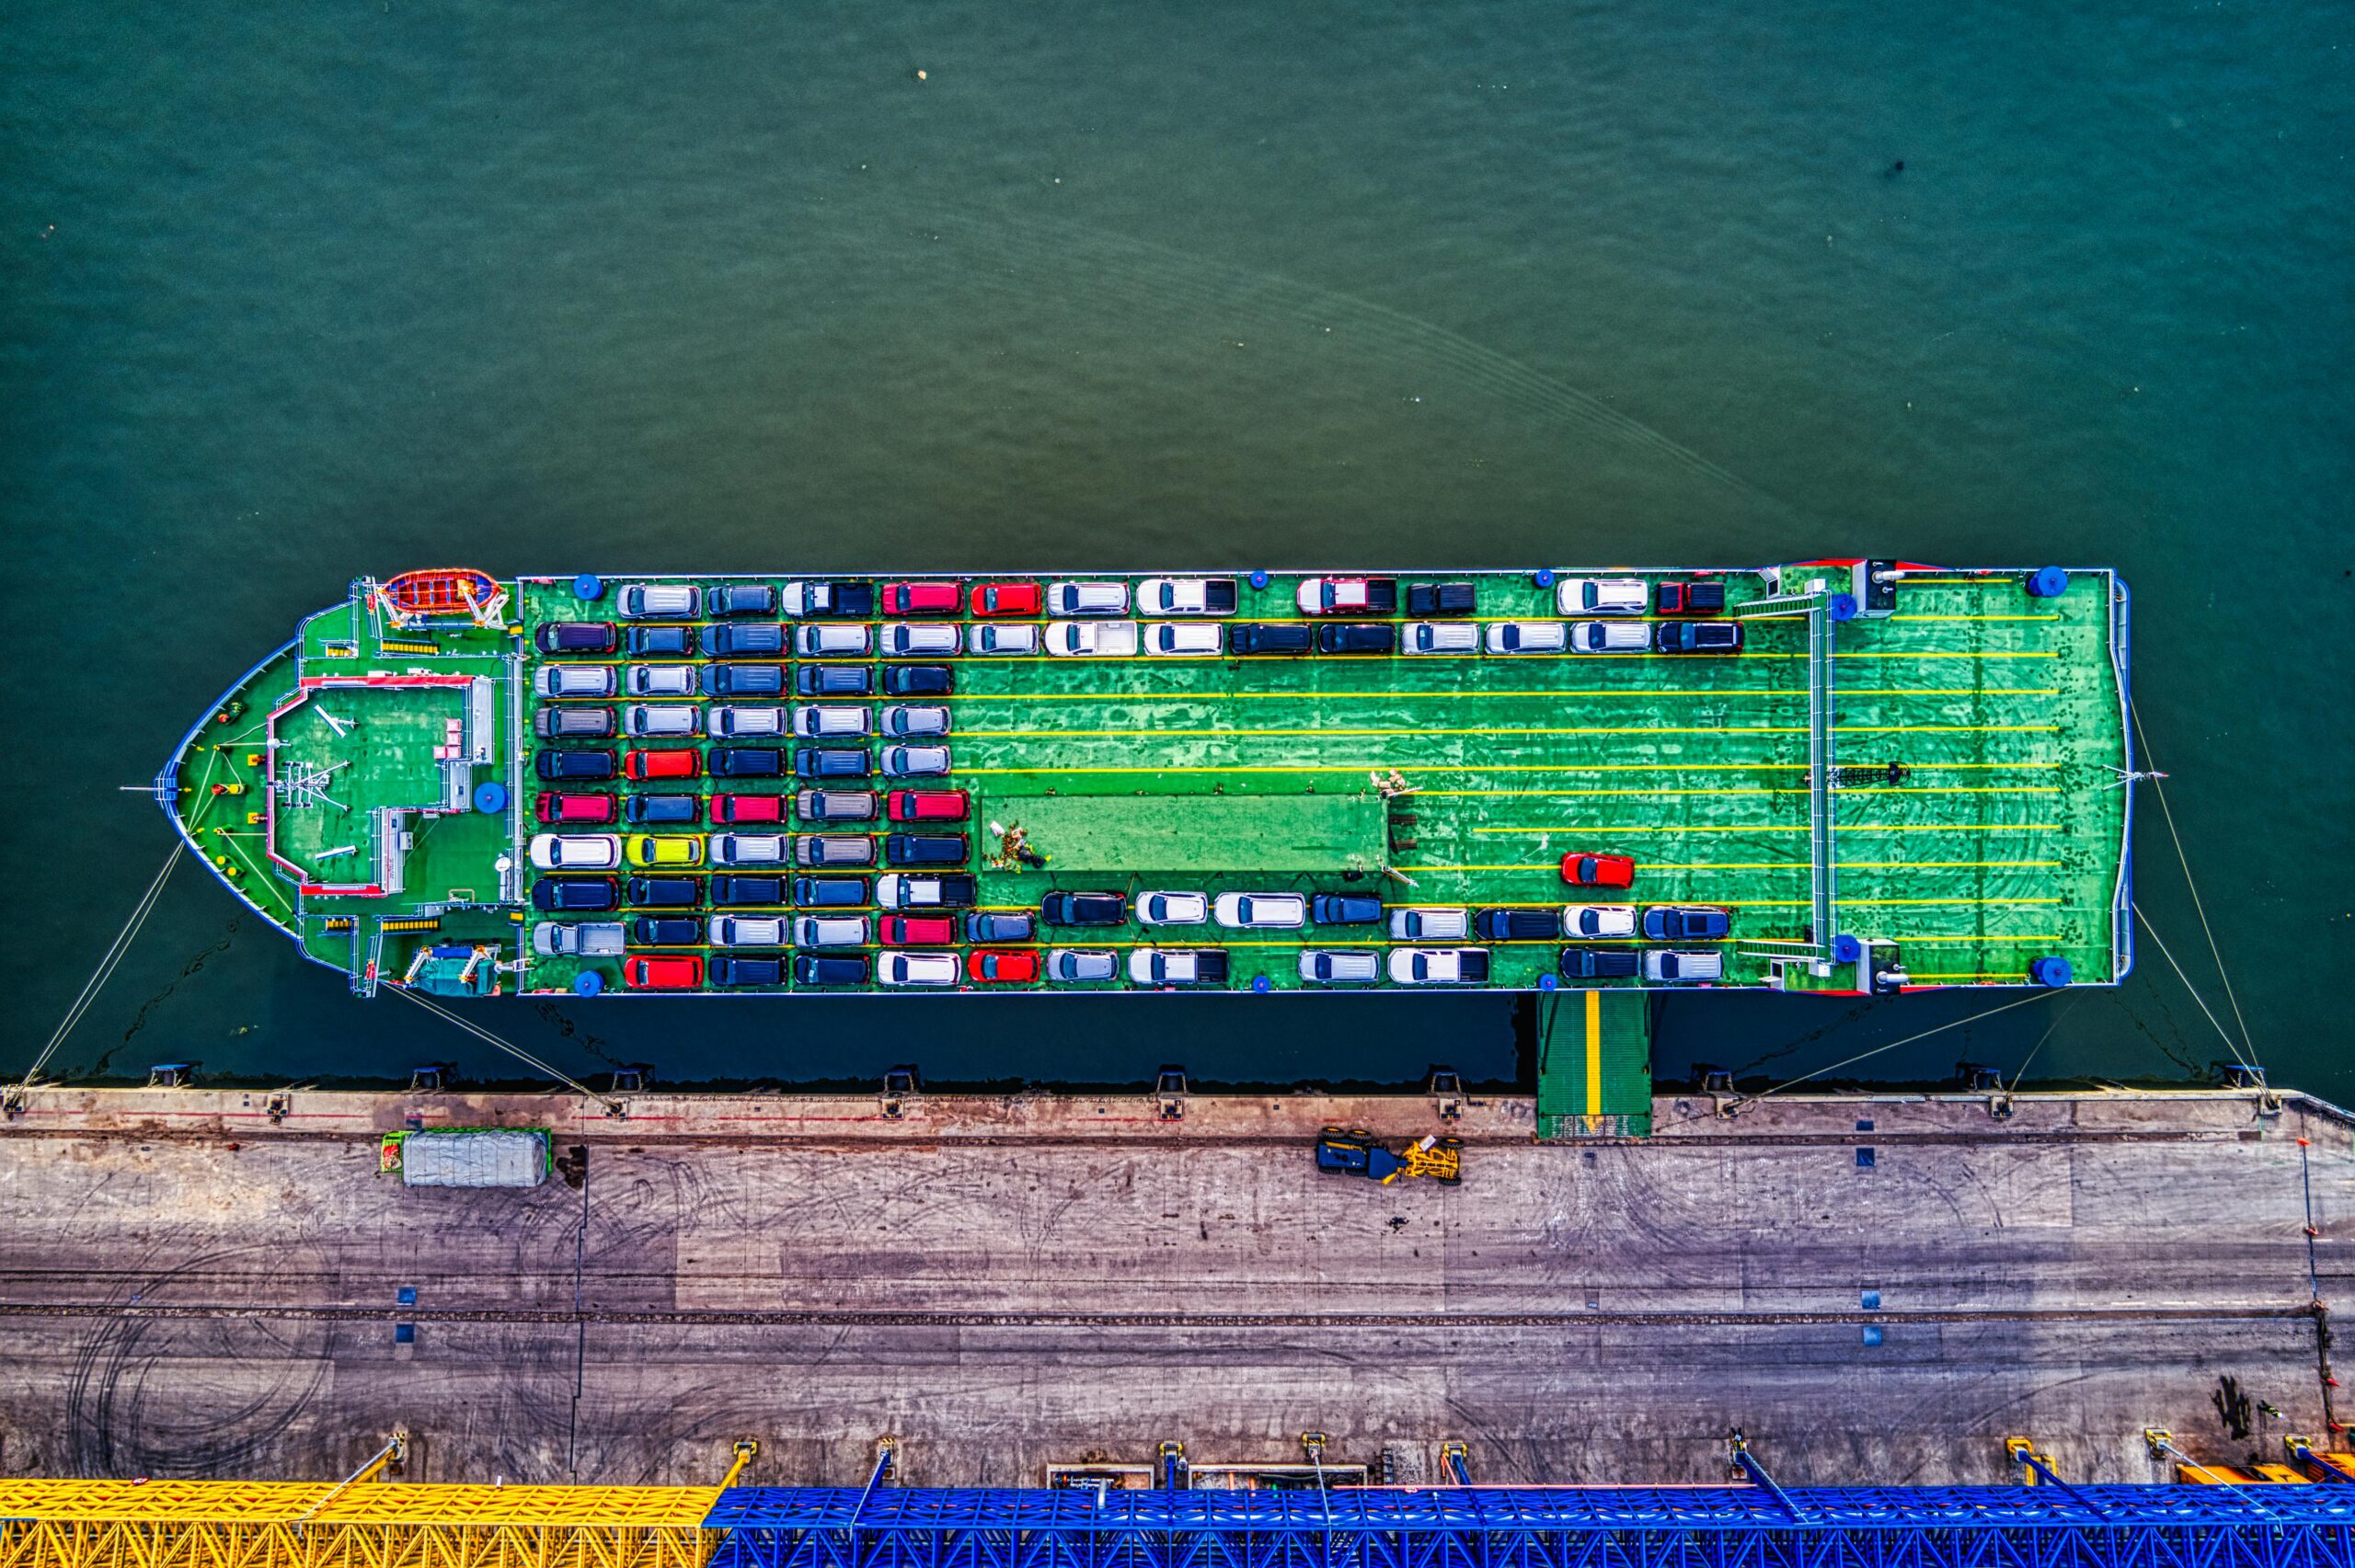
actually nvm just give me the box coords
[1249,570,1270,589]
[572,573,604,601]
[1534,568,1556,589]
[2029,956,2074,988]
[2027,566,2070,598]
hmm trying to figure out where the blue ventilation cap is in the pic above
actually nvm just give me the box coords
[572,573,605,601]
[2029,956,2074,988]
[472,782,508,815]
[1533,568,1557,588]
[573,971,605,997]
[1248,570,1270,589]
[2027,567,2069,598]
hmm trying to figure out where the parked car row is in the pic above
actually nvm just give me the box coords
[533,742,955,783]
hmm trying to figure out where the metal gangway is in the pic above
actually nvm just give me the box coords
[1732,581,1841,956]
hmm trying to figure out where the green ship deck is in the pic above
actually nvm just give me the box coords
[159,563,2133,1019]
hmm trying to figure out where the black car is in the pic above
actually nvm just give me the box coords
[1229,623,1314,656]
[1559,946,1641,979]
[700,622,787,658]
[1042,890,1126,926]
[711,875,787,906]
[532,876,616,912]
[708,955,785,987]
[1406,581,1477,616]
[1310,893,1384,925]
[535,749,617,781]
[624,794,700,825]
[796,748,873,781]
[1653,621,1744,654]
[885,833,969,866]
[794,955,870,986]
[794,876,869,907]
[706,583,777,617]
[626,624,693,657]
[1315,623,1397,655]
[881,664,954,696]
[1476,908,1560,941]
[797,664,874,697]
[626,876,701,908]
[709,747,787,778]
[630,915,702,945]
[701,663,787,697]
[534,620,617,655]
[966,911,1034,943]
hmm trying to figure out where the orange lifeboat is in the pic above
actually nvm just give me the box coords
[377,569,506,626]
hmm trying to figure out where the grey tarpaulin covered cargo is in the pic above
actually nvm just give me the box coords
[399,1129,549,1188]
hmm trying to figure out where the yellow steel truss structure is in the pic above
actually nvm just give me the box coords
[0,1482,725,1568]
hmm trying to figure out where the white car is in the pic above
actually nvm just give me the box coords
[625,664,696,696]
[969,623,1039,656]
[710,705,787,738]
[794,704,873,738]
[1556,578,1647,615]
[1299,949,1380,985]
[624,704,701,737]
[1569,621,1651,653]
[880,951,960,987]
[709,833,790,865]
[1047,949,1119,983]
[536,665,615,698]
[1129,948,1226,985]
[881,705,950,738]
[1644,949,1725,983]
[798,624,873,658]
[710,916,789,948]
[883,622,960,657]
[1389,947,1491,985]
[1564,904,1638,940]
[1143,622,1223,657]
[616,583,699,620]
[877,874,963,910]
[793,915,871,948]
[1404,622,1479,655]
[1294,577,1388,614]
[532,921,626,956]
[881,745,952,777]
[1138,578,1235,615]
[1388,906,1469,941]
[1486,622,1569,655]
[777,580,863,617]
[529,833,621,871]
[1047,580,1131,615]
[1048,620,1142,658]
[1138,890,1210,926]
[1214,892,1304,929]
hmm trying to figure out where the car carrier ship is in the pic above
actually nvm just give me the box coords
[155,561,2132,1001]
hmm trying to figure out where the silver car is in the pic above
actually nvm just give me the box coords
[616,582,700,620]
[710,832,790,865]
[710,705,787,738]
[881,745,953,777]
[794,704,874,738]
[532,921,626,957]
[1047,580,1131,615]
[798,624,873,657]
[1299,949,1380,985]
[881,705,951,738]
[883,623,960,657]
[793,916,871,948]
[626,664,696,696]
[1486,622,1569,655]
[1047,949,1119,983]
[623,704,702,737]
[536,664,616,698]
[1388,906,1470,941]
[969,623,1040,655]
[711,916,789,948]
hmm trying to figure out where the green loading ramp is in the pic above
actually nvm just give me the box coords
[1535,990,1654,1138]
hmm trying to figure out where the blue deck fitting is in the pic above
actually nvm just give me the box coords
[702,1485,2355,1568]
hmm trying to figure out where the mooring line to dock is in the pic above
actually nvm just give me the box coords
[2129,699,2257,1064]
[1681,992,2056,1126]
[388,986,621,1114]
[2131,904,2262,1081]
[8,839,186,1101]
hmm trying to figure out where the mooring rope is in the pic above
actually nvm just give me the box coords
[2129,699,2256,1060]
[388,983,619,1110]
[9,838,187,1098]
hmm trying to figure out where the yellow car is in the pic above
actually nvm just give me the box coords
[625,834,704,869]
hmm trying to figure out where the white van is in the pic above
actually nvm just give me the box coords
[1643,949,1725,983]
[1404,622,1479,655]
[1047,580,1132,616]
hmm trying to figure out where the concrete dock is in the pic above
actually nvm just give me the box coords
[0,1083,2340,1488]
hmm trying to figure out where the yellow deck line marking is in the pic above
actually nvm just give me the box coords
[1886,613,2061,622]
[1466,859,2068,871]
[940,687,2062,702]
[1585,990,1603,1116]
[1891,577,2013,585]
[960,723,2053,739]
[1469,821,2062,830]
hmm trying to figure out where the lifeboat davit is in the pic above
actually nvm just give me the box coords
[377,569,507,627]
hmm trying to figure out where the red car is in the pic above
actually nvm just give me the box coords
[967,948,1040,983]
[1561,853,1637,887]
[535,791,615,825]
[888,788,971,822]
[970,581,1042,617]
[623,955,704,990]
[710,793,787,824]
[625,749,699,781]
[879,915,957,946]
[882,581,960,615]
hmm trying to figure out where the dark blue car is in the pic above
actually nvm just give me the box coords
[535,749,617,782]
[709,748,786,778]
[631,916,702,945]
[701,663,787,697]
[1641,906,1731,941]
[796,749,872,780]
[1559,946,1640,980]
[885,833,968,866]
[532,876,616,912]
[626,625,693,657]
[625,876,700,908]
[624,794,700,825]
[1652,621,1744,655]
[794,876,869,908]
[793,955,869,986]
[1310,893,1384,925]
[712,876,787,906]
[709,956,785,987]
[797,664,874,697]
[880,665,954,696]
[700,623,787,658]
[1042,890,1125,926]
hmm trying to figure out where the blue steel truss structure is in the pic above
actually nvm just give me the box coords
[705,1485,2355,1568]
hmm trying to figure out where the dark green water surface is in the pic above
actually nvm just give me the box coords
[4,1,2348,1093]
